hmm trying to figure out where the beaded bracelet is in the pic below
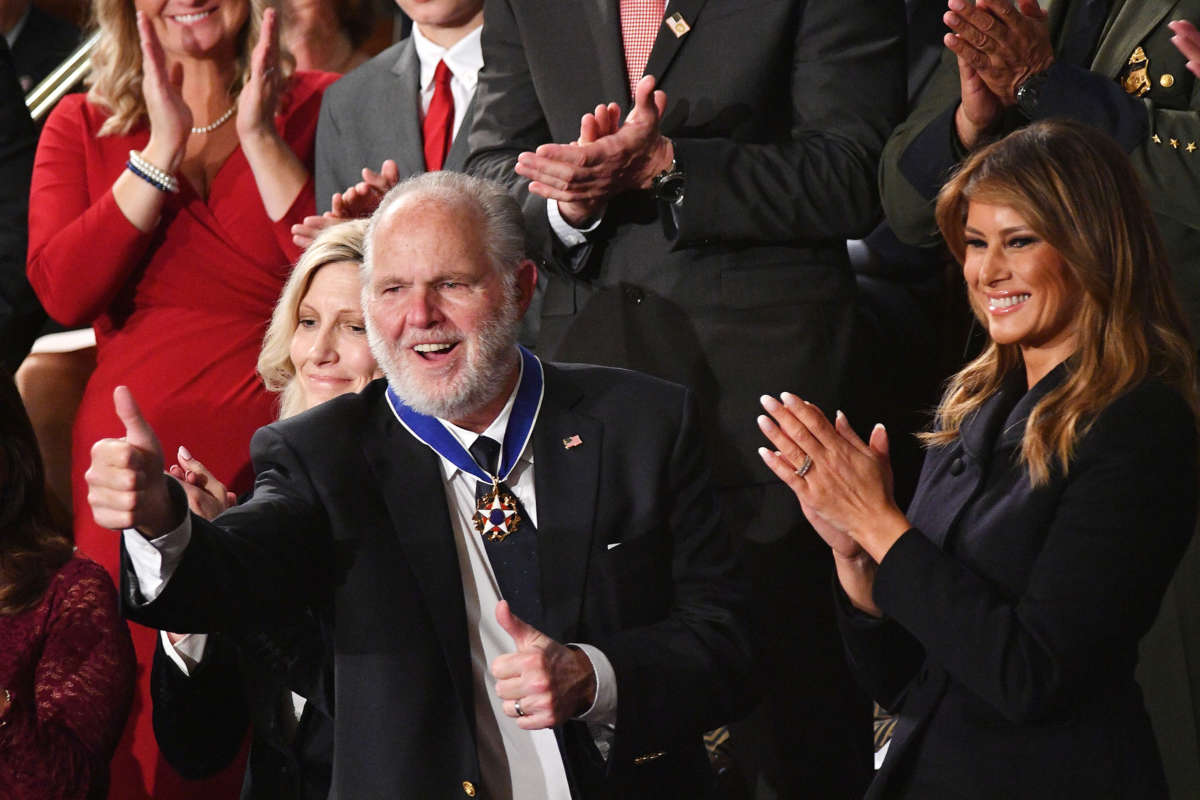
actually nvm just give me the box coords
[127,149,180,194]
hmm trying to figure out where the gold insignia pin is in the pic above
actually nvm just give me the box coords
[1153,134,1163,144]
[666,12,690,38]
[1188,142,1197,153]
[1161,73,1176,89]
[1171,138,1180,149]
[1122,47,1151,97]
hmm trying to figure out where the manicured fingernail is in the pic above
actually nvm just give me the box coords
[178,445,191,461]
[836,410,846,422]
[757,447,771,459]
[759,394,778,409]
[781,392,798,404]
[757,414,772,427]
[874,422,886,432]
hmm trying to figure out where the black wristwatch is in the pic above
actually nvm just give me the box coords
[1015,69,1050,119]
[651,157,686,206]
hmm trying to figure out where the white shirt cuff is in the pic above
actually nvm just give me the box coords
[547,199,604,248]
[160,630,209,676]
[570,642,617,725]
[122,512,192,603]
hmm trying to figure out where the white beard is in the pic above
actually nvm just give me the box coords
[366,300,522,421]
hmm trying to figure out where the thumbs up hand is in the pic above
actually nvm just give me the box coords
[490,600,597,729]
[85,386,182,537]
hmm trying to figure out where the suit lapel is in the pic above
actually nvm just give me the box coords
[533,366,603,643]
[1091,0,1175,78]
[641,0,710,91]
[585,0,635,104]
[909,372,1025,549]
[388,38,427,178]
[360,396,475,734]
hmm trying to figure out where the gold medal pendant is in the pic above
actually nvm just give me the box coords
[473,483,522,542]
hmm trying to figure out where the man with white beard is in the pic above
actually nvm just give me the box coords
[86,171,752,799]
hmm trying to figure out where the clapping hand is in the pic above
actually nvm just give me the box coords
[236,7,284,145]
[1170,19,1200,79]
[515,75,673,227]
[292,159,401,248]
[943,0,1051,148]
[490,601,597,729]
[168,445,236,520]
[756,394,909,565]
[137,10,191,172]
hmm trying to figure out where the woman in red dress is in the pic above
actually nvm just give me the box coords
[26,1,335,796]
[0,369,135,799]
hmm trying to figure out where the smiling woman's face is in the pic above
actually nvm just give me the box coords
[289,260,380,412]
[133,0,250,61]
[962,201,1082,380]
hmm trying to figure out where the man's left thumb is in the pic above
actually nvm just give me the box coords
[496,600,541,650]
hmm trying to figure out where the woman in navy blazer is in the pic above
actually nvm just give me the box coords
[758,120,1200,799]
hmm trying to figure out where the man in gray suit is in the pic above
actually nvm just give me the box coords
[293,0,482,247]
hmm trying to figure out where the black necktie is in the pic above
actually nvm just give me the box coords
[468,436,543,628]
[1058,0,1111,68]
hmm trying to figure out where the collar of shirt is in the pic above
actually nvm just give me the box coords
[4,6,30,49]
[435,362,535,484]
[411,23,484,97]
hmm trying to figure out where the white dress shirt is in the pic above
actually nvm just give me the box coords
[411,23,483,142]
[124,369,618,800]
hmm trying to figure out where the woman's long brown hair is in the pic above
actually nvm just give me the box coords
[0,371,73,615]
[926,120,1200,485]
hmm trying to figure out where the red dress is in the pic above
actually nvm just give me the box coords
[27,71,337,799]
[0,556,136,800]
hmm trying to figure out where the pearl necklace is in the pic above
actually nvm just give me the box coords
[190,104,236,135]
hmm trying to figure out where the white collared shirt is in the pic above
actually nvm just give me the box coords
[411,22,483,141]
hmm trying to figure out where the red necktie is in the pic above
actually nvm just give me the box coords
[620,0,665,97]
[423,60,454,172]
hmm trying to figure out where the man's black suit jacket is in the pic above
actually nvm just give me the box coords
[839,367,1197,798]
[123,362,753,799]
[467,0,907,491]
[463,0,902,494]
[149,611,334,800]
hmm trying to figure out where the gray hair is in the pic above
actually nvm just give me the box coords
[361,171,528,289]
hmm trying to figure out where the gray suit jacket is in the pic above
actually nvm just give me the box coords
[314,37,475,213]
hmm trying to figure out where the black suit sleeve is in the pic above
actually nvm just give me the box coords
[123,425,335,633]
[592,388,755,763]
[666,0,906,246]
[467,0,906,254]
[871,384,1197,724]
[151,634,251,780]
[0,38,43,371]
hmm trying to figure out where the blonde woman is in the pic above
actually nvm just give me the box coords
[25,1,336,795]
[759,120,1199,798]
[154,220,375,800]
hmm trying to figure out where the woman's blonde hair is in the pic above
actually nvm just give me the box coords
[258,219,369,420]
[927,119,1199,485]
[86,0,293,136]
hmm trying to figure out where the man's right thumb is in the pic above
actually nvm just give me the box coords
[113,386,159,454]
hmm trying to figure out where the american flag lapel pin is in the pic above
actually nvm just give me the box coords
[666,12,690,38]
[562,434,583,450]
